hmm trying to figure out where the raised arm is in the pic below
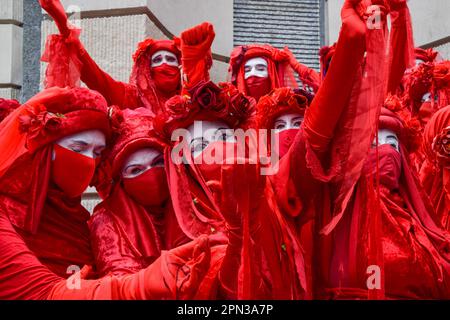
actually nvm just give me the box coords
[387,0,415,94]
[39,0,137,108]
[303,0,368,152]
[177,22,215,93]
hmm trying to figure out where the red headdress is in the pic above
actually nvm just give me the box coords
[0,87,111,233]
[228,44,299,97]
[158,80,256,139]
[0,98,20,122]
[256,87,308,130]
[403,60,450,115]
[415,47,440,65]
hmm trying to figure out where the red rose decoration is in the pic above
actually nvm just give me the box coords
[166,95,190,119]
[189,80,222,110]
[19,104,64,140]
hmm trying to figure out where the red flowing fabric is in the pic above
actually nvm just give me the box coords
[420,106,450,230]
[326,143,450,299]
[387,2,415,94]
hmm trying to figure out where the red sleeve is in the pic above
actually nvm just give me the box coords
[89,209,143,277]
[0,213,62,300]
[178,22,215,92]
[303,2,366,152]
[387,4,415,94]
[75,41,140,108]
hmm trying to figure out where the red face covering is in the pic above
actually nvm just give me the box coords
[245,76,271,101]
[122,166,169,208]
[194,141,240,184]
[363,144,402,191]
[274,129,299,158]
[51,144,97,198]
[151,64,180,95]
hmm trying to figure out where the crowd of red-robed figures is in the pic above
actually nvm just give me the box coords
[0,0,449,300]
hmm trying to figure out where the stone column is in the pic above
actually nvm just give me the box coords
[0,0,23,100]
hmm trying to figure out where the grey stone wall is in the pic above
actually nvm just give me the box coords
[234,0,322,71]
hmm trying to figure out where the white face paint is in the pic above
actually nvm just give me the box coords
[372,128,400,152]
[150,50,179,68]
[273,113,303,133]
[186,120,234,158]
[244,57,268,79]
[122,147,164,179]
[55,129,106,159]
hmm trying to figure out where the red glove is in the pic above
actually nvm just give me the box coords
[178,22,215,91]
[47,235,211,300]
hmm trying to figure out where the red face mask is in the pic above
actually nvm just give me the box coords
[51,144,97,198]
[151,64,180,95]
[274,129,299,158]
[122,166,169,208]
[194,141,240,184]
[245,76,271,101]
[363,144,402,191]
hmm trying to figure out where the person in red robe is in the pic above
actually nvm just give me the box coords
[39,0,215,115]
[228,43,320,102]
[0,86,212,299]
[420,105,450,230]
[319,104,450,299]
[158,78,308,299]
[89,108,191,277]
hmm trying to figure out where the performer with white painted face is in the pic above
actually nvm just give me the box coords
[229,43,320,102]
[0,87,212,300]
[89,108,192,277]
[39,0,215,115]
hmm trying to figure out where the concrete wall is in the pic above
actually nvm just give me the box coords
[0,0,23,100]
[325,0,450,59]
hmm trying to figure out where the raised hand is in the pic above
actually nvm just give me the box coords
[180,22,215,49]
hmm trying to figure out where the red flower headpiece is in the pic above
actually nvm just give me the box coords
[17,87,111,152]
[255,87,308,130]
[132,38,180,63]
[158,80,256,140]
